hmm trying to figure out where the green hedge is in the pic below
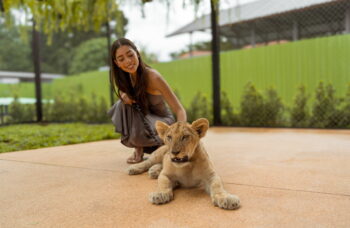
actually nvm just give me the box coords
[4,81,350,128]
[186,82,350,128]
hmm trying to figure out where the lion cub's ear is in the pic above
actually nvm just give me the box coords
[191,118,209,138]
[155,121,170,140]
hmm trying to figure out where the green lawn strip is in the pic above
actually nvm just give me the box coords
[0,123,120,153]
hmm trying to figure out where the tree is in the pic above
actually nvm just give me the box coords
[0,17,32,71]
[139,45,159,64]
[69,38,109,74]
[2,0,125,42]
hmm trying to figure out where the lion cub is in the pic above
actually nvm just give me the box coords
[128,118,240,210]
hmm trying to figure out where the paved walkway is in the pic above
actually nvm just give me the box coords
[1,127,350,228]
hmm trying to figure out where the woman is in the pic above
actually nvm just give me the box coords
[108,38,187,164]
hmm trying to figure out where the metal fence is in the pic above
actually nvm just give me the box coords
[1,0,350,128]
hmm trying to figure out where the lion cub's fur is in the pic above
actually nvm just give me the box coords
[128,118,240,210]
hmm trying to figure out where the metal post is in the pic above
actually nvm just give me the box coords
[250,24,256,47]
[0,105,4,125]
[293,20,299,41]
[32,19,43,122]
[106,21,115,106]
[210,0,221,126]
[345,8,350,33]
[189,32,193,57]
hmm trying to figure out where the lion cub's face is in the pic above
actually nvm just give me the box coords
[156,118,209,164]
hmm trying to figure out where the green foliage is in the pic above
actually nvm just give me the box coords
[3,0,125,42]
[40,29,108,74]
[186,91,212,124]
[0,123,119,153]
[8,97,36,123]
[239,84,285,127]
[68,38,109,75]
[239,82,264,126]
[139,45,159,64]
[45,92,109,123]
[0,24,32,72]
[342,84,350,128]
[0,17,126,74]
[6,84,110,124]
[290,85,310,127]
[310,82,342,128]
[263,87,284,127]
[220,91,239,126]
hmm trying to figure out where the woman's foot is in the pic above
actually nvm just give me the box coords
[127,147,144,164]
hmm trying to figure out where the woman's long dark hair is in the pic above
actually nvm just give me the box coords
[110,38,150,114]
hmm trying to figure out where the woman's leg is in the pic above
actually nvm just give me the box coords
[127,147,144,164]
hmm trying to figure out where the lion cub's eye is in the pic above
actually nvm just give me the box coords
[167,135,172,141]
[181,135,189,141]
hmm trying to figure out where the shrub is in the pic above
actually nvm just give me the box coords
[341,84,350,128]
[48,94,73,122]
[8,97,35,123]
[262,87,285,127]
[221,91,239,126]
[310,82,343,128]
[186,91,212,124]
[69,38,108,75]
[239,82,264,126]
[290,85,310,127]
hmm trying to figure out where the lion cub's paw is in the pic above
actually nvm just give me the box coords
[148,164,162,179]
[213,193,240,210]
[127,165,144,175]
[149,191,173,205]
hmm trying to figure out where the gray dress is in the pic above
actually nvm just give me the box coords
[108,93,175,151]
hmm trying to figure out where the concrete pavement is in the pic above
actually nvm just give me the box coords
[1,127,350,228]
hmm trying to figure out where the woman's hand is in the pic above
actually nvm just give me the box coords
[121,92,135,105]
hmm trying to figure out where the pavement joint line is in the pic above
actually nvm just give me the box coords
[0,158,125,174]
[2,158,350,198]
[225,182,350,197]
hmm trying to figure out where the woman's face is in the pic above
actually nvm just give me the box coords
[115,45,139,74]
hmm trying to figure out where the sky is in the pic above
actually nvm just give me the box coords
[120,0,255,62]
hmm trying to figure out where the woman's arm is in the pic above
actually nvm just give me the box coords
[148,70,187,122]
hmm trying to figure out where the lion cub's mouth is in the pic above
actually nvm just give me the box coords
[171,156,189,163]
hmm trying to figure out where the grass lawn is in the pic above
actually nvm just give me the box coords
[0,123,120,153]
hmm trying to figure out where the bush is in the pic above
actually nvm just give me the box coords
[8,97,36,123]
[290,85,310,127]
[5,82,350,129]
[186,91,212,124]
[310,82,343,128]
[47,94,75,122]
[69,38,108,75]
[341,84,350,128]
[221,91,239,126]
[239,82,264,126]
[7,87,110,124]
[262,87,285,127]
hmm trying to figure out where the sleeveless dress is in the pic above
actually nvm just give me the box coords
[108,93,175,152]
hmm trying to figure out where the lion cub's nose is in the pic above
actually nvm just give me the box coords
[172,150,180,155]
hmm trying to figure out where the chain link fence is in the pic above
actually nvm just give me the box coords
[217,0,350,128]
[220,0,350,49]
[1,0,350,128]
